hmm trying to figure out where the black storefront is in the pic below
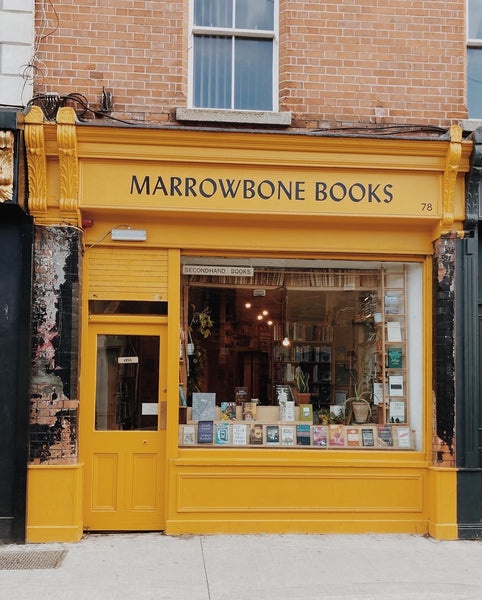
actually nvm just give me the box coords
[0,111,33,543]
[457,127,482,538]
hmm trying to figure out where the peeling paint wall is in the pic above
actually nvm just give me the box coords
[29,226,81,464]
[432,233,457,467]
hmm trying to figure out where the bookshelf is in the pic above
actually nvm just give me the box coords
[377,265,408,426]
[272,321,334,407]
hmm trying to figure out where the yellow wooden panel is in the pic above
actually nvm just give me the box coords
[131,454,158,510]
[92,453,118,510]
[27,464,83,543]
[88,247,168,301]
[176,472,423,514]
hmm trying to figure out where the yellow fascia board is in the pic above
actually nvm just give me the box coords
[72,126,471,174]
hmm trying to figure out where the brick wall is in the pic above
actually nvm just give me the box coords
[32,0,466,128]
[30,226,81,465]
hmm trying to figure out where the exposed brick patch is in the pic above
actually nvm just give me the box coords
[432,391,455,467]
[29,226,82,465]
[432,234,457,465]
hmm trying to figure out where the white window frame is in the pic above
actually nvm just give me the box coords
[187,0,280,113]
[465,0,482,125]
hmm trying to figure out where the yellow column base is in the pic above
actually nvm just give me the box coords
[427,466,458,540]
[27,463,84,543]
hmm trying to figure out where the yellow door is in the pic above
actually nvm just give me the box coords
[81,322,167,531]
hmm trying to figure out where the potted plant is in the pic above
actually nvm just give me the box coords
[293,368,311,406]
[187,306,214,395]
[343,383,372,424]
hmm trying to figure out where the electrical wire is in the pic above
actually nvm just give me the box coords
[27,92,135,125]
[20,0,60,105]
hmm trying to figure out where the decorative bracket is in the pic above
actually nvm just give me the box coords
[56,107,80,225]
[24,106,48,221]
[465,127,482,230]
[442,124,462,232]
[0,130,14,202]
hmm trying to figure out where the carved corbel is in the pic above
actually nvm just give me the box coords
[24,106,48,220]
[56,107,80,225]
[442,124,462,231]
[465,127,482,230]
[0,130,14,202]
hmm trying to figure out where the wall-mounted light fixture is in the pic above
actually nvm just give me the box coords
[111,227,147,242]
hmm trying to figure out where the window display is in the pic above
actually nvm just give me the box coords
[179,258,422,450]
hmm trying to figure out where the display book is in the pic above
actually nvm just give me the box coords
[179,392,414,448]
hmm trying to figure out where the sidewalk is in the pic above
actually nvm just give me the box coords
[1,532,482,600]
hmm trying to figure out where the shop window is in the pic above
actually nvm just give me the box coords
[179,258,423,451]
[467,0,482,118]
[190,0,277,111]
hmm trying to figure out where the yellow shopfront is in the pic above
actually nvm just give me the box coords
[25,108,470,540]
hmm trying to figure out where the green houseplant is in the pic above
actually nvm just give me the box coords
[293,369,311,405]
[343,383,372,424]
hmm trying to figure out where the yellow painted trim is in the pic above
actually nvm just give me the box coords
[166,519,429,536]
[26,463,83,543]
[166,248,181,520]
[423,256,434,461]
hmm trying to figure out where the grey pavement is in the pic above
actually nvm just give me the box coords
[1,532,482,599]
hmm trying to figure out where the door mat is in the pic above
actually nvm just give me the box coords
[0,549,67,570]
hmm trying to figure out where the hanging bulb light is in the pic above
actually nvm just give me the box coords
[282,290,290,347]
[245,302,252,309]
[262,309,269,316]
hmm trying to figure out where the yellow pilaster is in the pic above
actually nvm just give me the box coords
[427,466,458,540]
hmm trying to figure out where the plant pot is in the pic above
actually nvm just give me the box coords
[295,392,311,406]
[351,400,371,424]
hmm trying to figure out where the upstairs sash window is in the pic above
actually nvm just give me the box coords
[468,0,482,118]
[191,0,277,111]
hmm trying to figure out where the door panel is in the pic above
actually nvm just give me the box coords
[81,322,167,531]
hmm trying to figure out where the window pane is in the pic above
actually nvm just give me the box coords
[193,36,232,109]
[194,0,232,27]
[234,38,272,110]
[96,335,160,431]
[468,49,482,118]
[468,0,482,39]
[236,0,274,30]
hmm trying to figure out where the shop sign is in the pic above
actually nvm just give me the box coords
[80,162,441,218]
[183,265,254,276]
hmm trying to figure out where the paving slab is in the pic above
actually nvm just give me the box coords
[0,533,481,600]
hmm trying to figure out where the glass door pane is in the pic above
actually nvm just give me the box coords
[95,334,160,431]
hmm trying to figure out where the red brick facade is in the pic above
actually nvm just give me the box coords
[34,0,467,128]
